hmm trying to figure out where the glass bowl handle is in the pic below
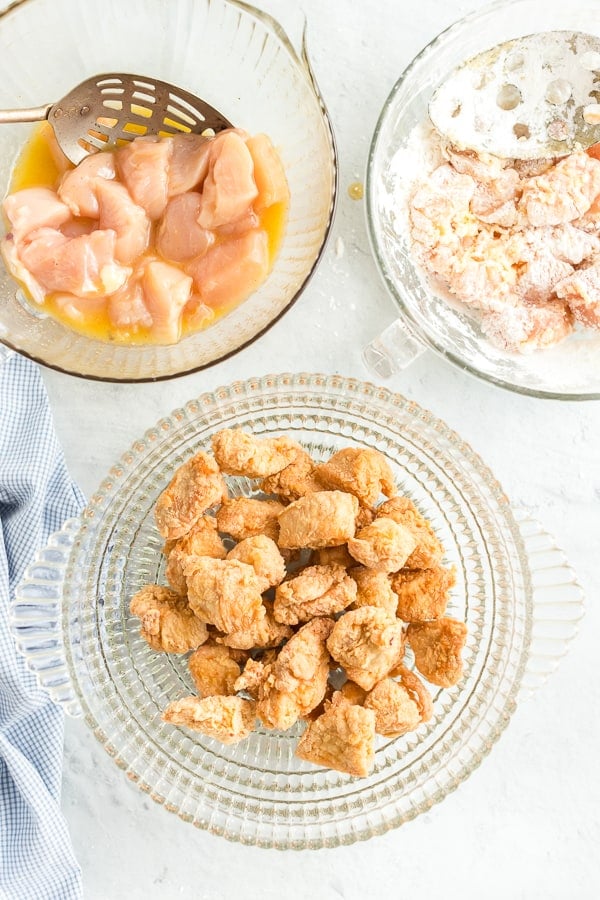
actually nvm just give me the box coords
[363,318,426,379]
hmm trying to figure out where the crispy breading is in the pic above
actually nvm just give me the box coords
[296,692,376,777]
[347,517,417,572]
[184,557,265,634]
[273,564,357,625]
[364,677,421,737]
[407,617,467,687]
[376,497,444,569]
[227,534,286,591]
[388,662,434,722]
[211,428,302,477]
[314,447,396,507]
[339,680,367,705]
[233,656,270,699]
[188,644,241,697]
[216,497,284,543]
[391,565,456,622]
[277,491,359,549]
[154,450,227,540]
[349,567,398,618]
[315,545,356,568]
[162,695,256,743]
[327,607,405,691]
[130,584,208,653]
[216,600,292,650]
[261,448,324,501]
[165,515,227,594]
[355,505,375,530]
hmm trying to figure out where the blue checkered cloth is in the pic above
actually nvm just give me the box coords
[0,349,83,900]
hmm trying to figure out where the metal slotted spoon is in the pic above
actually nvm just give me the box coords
[0,73,233,164]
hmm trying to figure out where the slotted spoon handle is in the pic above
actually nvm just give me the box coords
[0,104,52,124]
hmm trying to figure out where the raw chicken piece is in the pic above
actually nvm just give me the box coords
[556,261,600,328]
[273,564,357,625]
[296,692,376,777]
[216,497,285,543]
[363,678,421,738]
[261,448,323,501]
[188,643,241,696]
[52,293,108,326]
[3,187,71,242]
[480,301,574,352]
[162,695,256,744]
[407,617,468,688]
[107,277,153,332]
[520,151,600,227]
[187,229,269,309]
[375,497,443,570]
[129,584,208,653]
[116,136,171,219]
[211,429,302,478]
[183,557,265,634]
[184,293,215,332]
[349,567,398,618]
[226,535,286,592]
[215,209,260,236]
[391,565,456,622]
[165,515,227,595]
[142,259,192,343]
[347,517,417,573]
[314,448,396,507]
[1,236,46,303]
[156,192,213,262]
[245,133,290,211]
[95,179,150,264]
[154,450,227,540]
[277,491,359,550]
[57,151,116,218]
[167,134,211,197]
[216,600,292,650]
[326,607,405,692]
[198,131,258,229]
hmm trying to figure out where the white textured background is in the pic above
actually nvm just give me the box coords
[23,0,600,896]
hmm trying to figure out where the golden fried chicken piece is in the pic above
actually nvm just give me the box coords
[184,557,265,634]
[129,585,208,653]
[165,515,227,594]
[407,617,467,687]
[349,567,398,618]
[314,447,396,507]
[340,680,367,705]
[162,695,256,744]
[296,692,376,777]
[355,505,375,530]
[216,497,285,543]
[261,448,323,501]
[256,617,334,730]
[188,644,242,697]
[233,656,271,699]
[315,545,356,568]
[391,565,456,622]
[363,678,421,738]
[154,451,227,541]
[277,491,359,550]
[211,428,302,477]
[388,662,434,722]
[273,564,357,625]
[327,607,405,691]
[376,497,444,570]
[347,517,417,573]
[227,534,286,591]
[216,600,292,650]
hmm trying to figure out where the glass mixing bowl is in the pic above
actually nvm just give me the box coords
[365,0,600,399]
[0,0,336,381]
[11,374,583,847]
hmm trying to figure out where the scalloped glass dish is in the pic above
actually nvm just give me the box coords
[11,374,583,847]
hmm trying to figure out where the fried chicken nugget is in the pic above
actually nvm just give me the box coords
[339,680,367,705]
[314,447,396,507]
[349,567,398,618]
[315,545,357,568]
[216,600,292,650]
[363,678,421,737]
[162,695,256,744]
[347,517,417,572]
[227,534,286,591]
[211,428,302,477]
[184,557,265,634]
[389,662,434,722]
[261,448,324,501]
[407,617,468,687]
[154,450,227,541]
[273,564,357,625]
[376,497,444,570]
[165,515,227,594]
[216,497,285,543]
[296,692,376,777]
[188,643,242,697]
[277,491,359,550]
[327,607,405,691]
[233,656,273,699]
[391,565,456,622]
[130,585,208,653]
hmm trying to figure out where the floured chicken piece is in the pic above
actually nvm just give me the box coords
[363,678,421,738]
[216,497,285,543]
[184,557,264,634]
[217,600,292,650]
[296,692,376,777]
[315,448,396,507]
[211,429,301,478]
[520,152,600,228]
[556,261,600,328]
[375,497,444,570]
[327,607,405,691]
[480,301,574,352]
[347,517,417,573]
[273,564,357,625]
[349,568,398,618]
[227,534,286,591]
[129,584,208,653]
[260,448,323,501]
[277,491,359,550]
[391,565,456,622]
[162,695,256,744]
[407,617,468,688]
[154,450,227,541]
[164,515,227,595]
[188,643,241,697]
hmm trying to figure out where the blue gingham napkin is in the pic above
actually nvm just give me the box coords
[0,348,83,900]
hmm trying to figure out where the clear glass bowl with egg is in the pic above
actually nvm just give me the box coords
[0,0,336,381]
[365,0,600,399]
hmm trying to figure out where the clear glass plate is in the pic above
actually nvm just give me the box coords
[11,374,583,847]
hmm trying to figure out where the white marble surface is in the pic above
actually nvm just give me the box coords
[26,0,600,896]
